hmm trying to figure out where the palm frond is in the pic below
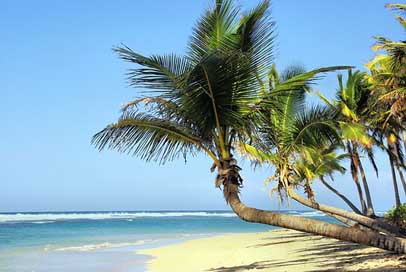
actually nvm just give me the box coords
[92,112,211,164]
[270,66,351,95]
[287,106,340,151]
[237,0,275,76]
[339,122,373,148]
[386,3,406,11]
[188,0,240,63]
[235,142,278,166]
[114,46,191,92]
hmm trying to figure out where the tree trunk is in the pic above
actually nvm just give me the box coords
[397,165,406,197]
[347,143,367,214]
[388,150,402,207]
[320,177,362,214]
[325,212,356,227]
[353,145,375,217]
[402,129,406,154]
[287,187,403,236]
[224,183,406,254]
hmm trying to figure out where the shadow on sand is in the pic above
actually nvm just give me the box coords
[207,231,406,272]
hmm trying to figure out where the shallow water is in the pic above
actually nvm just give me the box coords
[0,210,335,272]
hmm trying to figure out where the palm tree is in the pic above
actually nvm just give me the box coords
[366,3,406,206]
[321,70,377,216]
[237,66,401,235]
[93,0,406,252]
[370,4,406,121]
[294,145,362,215]
[371,119,405,207]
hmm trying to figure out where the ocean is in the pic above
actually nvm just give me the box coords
[0,210,337,272]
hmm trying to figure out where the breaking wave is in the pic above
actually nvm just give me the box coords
[53,240,151,252]
[1,209,379,223]
[0,211,237,223]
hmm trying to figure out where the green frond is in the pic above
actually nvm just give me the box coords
[182,51,261,137]
[237,0,275,76]
[386,3,406,11]
[92,112,208,164]
[270,66,352,95]
[114,46,191,91]
[287,106,340,151]
[339,122,373,148]
[188,0,240,63]
[268,64,280,90]
[235,142,278,166]
[310,90,335,107]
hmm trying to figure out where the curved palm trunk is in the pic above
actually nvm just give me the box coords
[287,188,403,236]
[351,160,368,214]
[353,145,375,217]
[396,165,406,197]
[402,130,406,154]
[388,149,402,207]
[320,177,362,214]
[348,143,367,214]
[356,158,375,216]
[325,212,356,227]
[224,183,406,254]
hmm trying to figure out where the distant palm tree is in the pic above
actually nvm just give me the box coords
[93,0,406,252]
[334,70,376,216]
[366,3,406,206]
[236,66,398,234]
[293,145,361,214]
[371,4,406,120]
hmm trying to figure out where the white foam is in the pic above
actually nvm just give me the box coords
[0,211,236,223]
[295,211,326,217]
[3,210,381,223]
[54,240,150,252]
[31,221,56,224]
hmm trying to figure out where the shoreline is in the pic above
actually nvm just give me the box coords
[139,229,406,272]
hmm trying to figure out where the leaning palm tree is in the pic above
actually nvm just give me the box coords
[316,70,379,216]
[293,145,362,215]
[370,115,406,207]
[237,66,401,235]
[93,0,406,252]
[371,3,406,121]
[335,70,377,216]
[366,3,406,206]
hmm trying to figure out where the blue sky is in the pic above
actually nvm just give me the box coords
[0,0,404,212]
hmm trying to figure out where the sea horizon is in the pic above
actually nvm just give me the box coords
[0,209,343,272]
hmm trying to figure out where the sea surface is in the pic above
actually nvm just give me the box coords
[0,210,340,272]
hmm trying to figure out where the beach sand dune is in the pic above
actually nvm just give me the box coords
[140,229,406,271]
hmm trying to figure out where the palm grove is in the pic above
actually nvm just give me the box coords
[92,1,406,253]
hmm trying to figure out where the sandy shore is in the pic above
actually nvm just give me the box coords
[139,229,406,272]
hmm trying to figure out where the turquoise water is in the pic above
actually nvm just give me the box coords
[0,210,334,272]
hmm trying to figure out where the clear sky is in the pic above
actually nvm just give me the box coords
[1,0,404,212]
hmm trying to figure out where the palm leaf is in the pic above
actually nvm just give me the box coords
[114,46,191,92]
[287,106,340,152]
[92,112,213,164]
[235,142,278,166]
[237,0,275,76]
[188,0,240,63]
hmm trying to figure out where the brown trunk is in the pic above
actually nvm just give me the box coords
[397,165,406,197]
[353,145,375,217]
[287,188,403,236]
[348,143,368,214]
[224,183,406,254]
[400,122,406,152]
[352,163,368,215]
[325,212,356,227]
[320,177,362,214]
[388,149,402,207]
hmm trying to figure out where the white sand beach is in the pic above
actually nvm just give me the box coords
[140,229,406,272]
